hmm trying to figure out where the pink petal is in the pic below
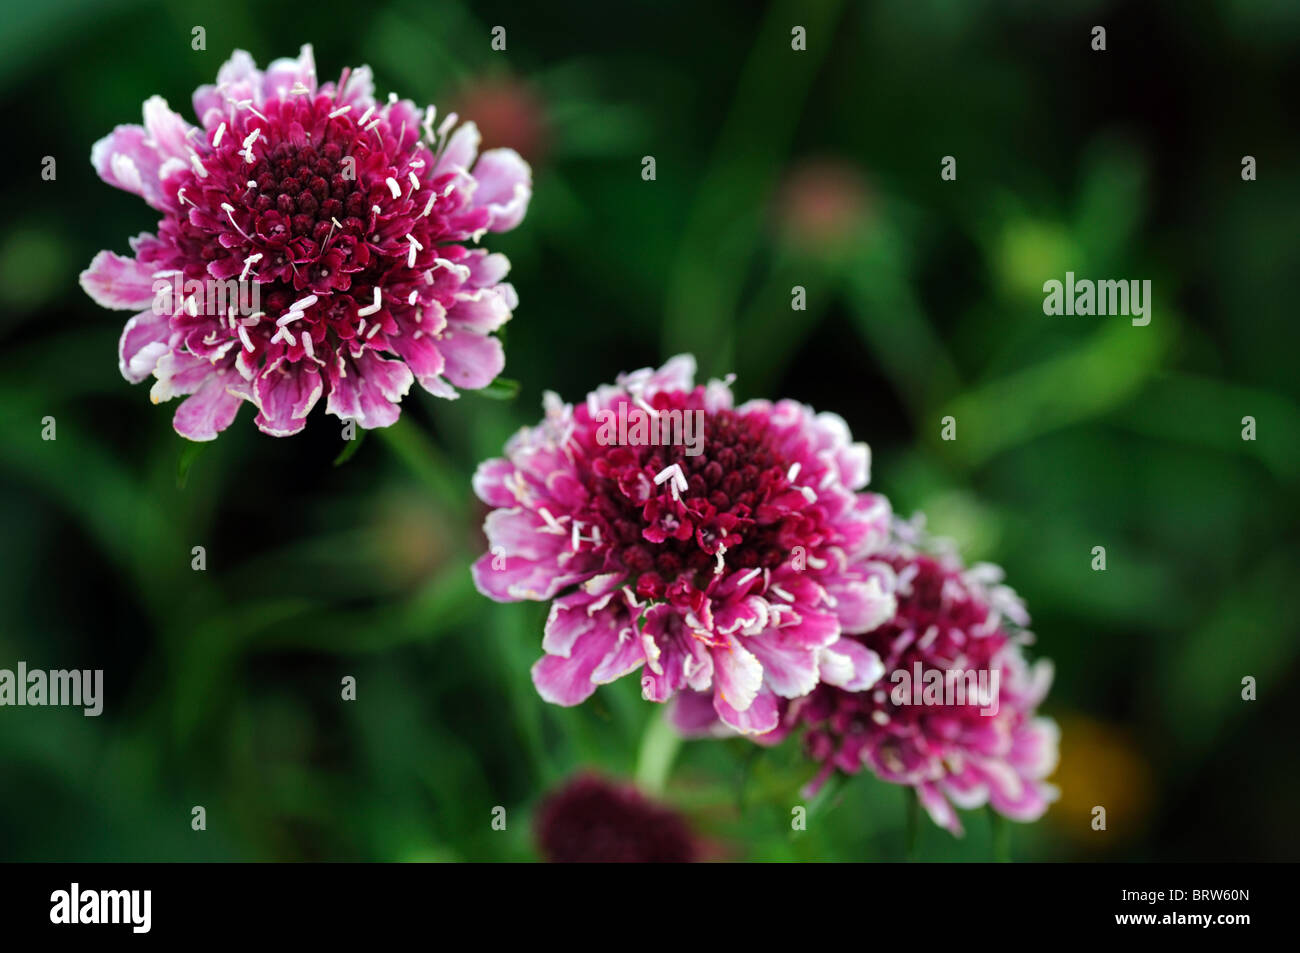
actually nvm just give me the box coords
[714,685,779,735]
[710,636,763,713]
[262,44,317,101]
[817,639,884,692]
[471,148,532,231]
[253,364,322,436]
[81,251,158,310]
[118,310,172,383]
[435,122,481,175]
[746,632,822,699]
[91,125,167,209]
[531,628,617,706]
[440,330,504,390]
[174,371,244,441]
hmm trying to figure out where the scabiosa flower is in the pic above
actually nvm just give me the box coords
[534,773,698,863]
[755,521,1059,835]
[471,355,896,734]
[81,45,531,439]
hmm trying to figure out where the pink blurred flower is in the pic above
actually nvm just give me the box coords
[81,45,531,439]
[534,773,698,863]
[750,521,1059,835]
[471,355,896,734]
[452,75,549,166]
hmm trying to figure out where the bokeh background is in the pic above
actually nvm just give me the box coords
[1,0,1298,861]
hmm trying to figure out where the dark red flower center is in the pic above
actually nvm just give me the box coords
[146,90,472,368]
[569,391,826,607]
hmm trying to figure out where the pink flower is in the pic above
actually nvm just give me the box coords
[81,45,531,439]
[471,355,896,734]
[745,522,1059,835]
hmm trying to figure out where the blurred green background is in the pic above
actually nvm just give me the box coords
[1,0,1298,861]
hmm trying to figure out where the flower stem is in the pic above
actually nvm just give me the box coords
[634,707,682,796]
[905,787,920,861]
[989,807,1011,862]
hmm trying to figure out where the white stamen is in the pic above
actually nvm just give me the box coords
[405,233,423,268]
[237,323,254,351]
[189,154,208,178]
[221,203,252,240]
[328,105,352,118]
[408,171,420,191]
[240,253,263,281]
[212,122,226,148]
[421,194,436,217]
[357,104,376,126]
[407,290,418,305]
[241,127,262,164]
[235,100,267,122]
[357,287,382,317]
[653,463,689,501]
[385,177,401,200]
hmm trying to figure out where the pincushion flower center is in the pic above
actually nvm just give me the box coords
[579,403,815,601]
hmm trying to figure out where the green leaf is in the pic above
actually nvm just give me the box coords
[333,429,367,467]
[477,377,520,401]
[176,440,207,489]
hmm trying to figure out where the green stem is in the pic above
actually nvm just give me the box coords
[905,788,920,861]
[989,807,1011,862]
[634,707,682,796]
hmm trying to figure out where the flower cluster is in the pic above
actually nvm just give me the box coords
[473,359,1057,834]
[82,45,530,439]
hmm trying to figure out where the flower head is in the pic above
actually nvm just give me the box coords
[471,355,896,734]
[759,521,1059,835]
[534,773,698,863]
[82,45,531,439]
